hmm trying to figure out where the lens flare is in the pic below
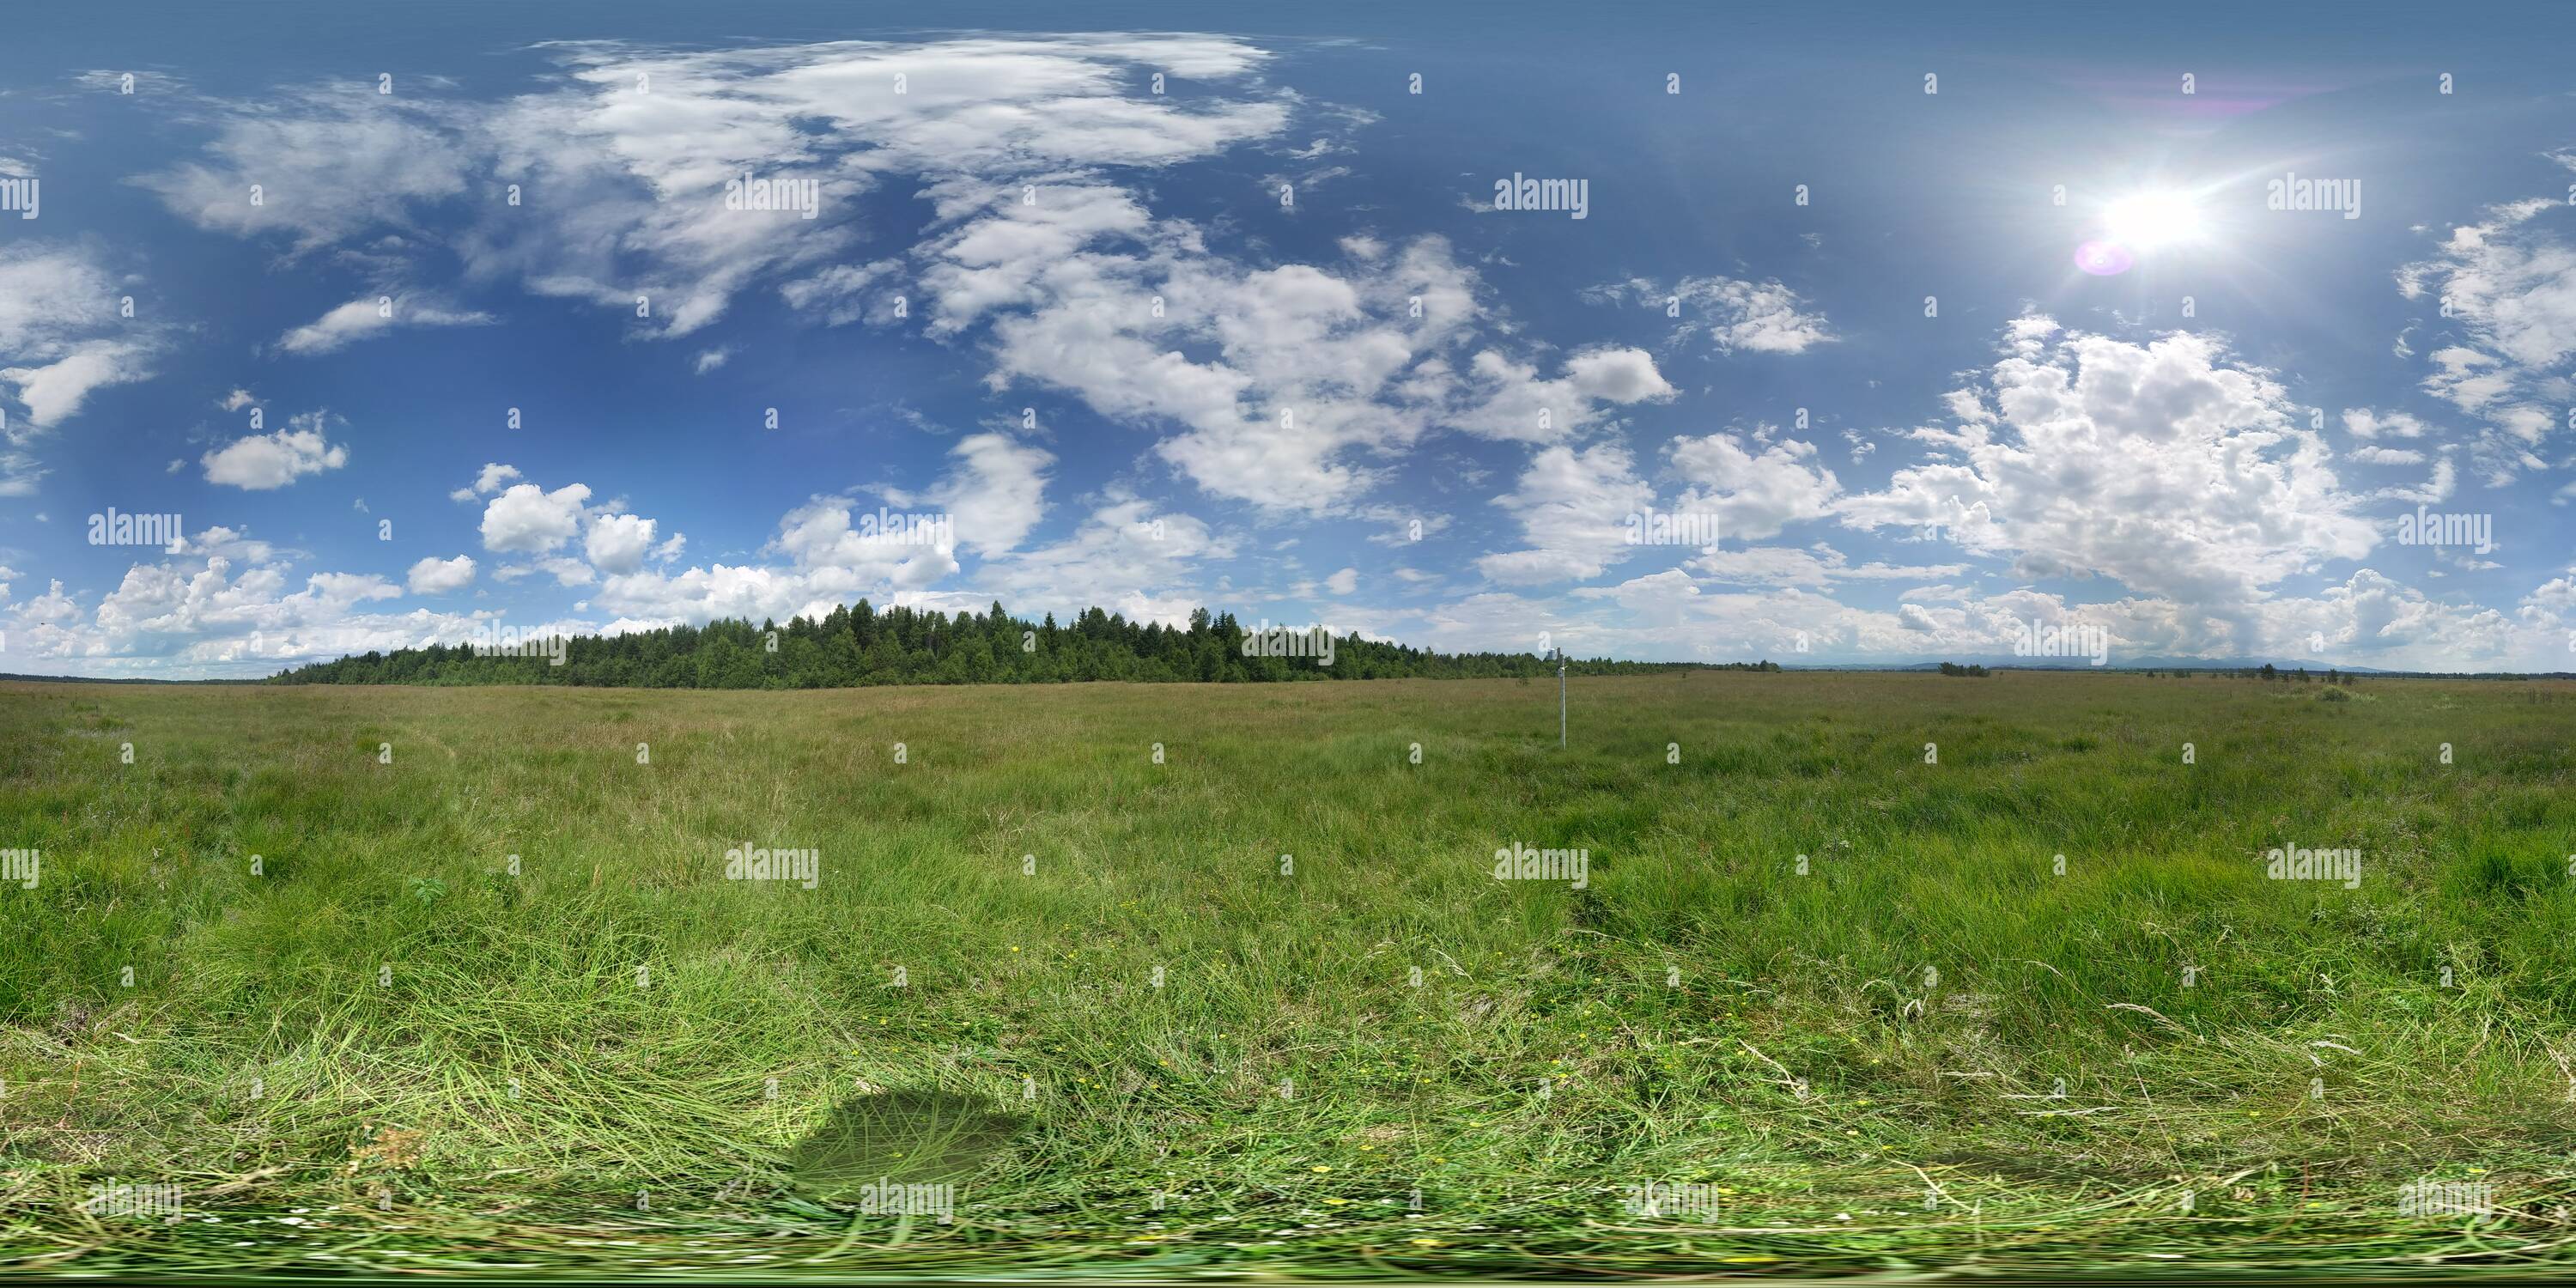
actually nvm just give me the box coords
[2074,240,2133,276]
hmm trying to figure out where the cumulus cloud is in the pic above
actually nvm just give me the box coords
[1838,317,2379,649]
[1475,443,1656,586]
[543,459,1052,629]
[200,412,349,489]
[908,185,1672,512]
[580,483,999,628]
[479,481,593,553]
[449,462,523,501]
[0,533,499,677]
[958,495,1231,625]
[1667,431,1841,541]
[405,554,477,594]
[582,513,659,574]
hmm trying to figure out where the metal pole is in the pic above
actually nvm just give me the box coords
[1558,648,1567,748]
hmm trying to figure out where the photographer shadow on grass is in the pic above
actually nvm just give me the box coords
[786,1089,1027,1207]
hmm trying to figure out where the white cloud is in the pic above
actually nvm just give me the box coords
[878,431,1054,559]
[902,184,1669,513]
[450,461,524,501]
[959,495,1231,625]
[138,93,477,254]
[1323,567,1358,595]
[1475,443,1656,586]
[170,526,278,565]
[1691,543,1967,588]
[143,37,1293,340]
[200,413,349,489]
[1593,275,1837,355]
[577,477,1052,628]
[583,513,659,574]
[479,481,593,553]
[0,242,167,480]
[2341,407,2433,440]
[0,533,507,678]
[1838,318,2379,649]
[405,555,477,594]
[3,338,150,428]
[536,556,597,587]
[1339,559,2556,671]
[136,34,1675,520]
[2369,456,2458,506]
[275,295,494,355]
[2394,192,2576,481]
[1667,432,1842,540]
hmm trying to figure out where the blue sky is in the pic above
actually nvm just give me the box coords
[3,0,2574,677]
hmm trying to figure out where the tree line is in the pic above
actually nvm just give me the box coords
[267,600,1753,688]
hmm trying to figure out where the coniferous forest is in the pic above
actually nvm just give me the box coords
[267,600,1753,687]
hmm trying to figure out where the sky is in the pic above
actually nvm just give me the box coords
[3,0,2574,677]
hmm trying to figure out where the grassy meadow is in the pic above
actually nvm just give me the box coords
[3,671,2576,1279]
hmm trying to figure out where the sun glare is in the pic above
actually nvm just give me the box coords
[2102,190,2204,250]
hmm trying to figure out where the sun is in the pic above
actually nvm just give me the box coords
[2101,190,2204,250]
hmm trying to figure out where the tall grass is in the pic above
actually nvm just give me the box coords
[3,672,2573,1277]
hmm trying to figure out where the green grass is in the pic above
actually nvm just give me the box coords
[3,671,2576,1279]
